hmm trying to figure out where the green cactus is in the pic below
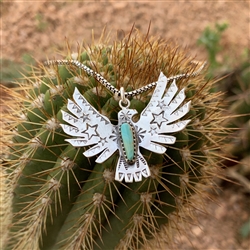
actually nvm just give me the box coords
[220,55,250,241]
[197,22,228,78]
[197,21,249,174]
[1,31,228,250]
[220,59,250,161]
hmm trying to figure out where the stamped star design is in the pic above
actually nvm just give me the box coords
[80,113,90,122]
[149,126,158,136]
[157,100,166,109]
[83,123,99,140]
[152,111,168,128]
[99,137,108,146]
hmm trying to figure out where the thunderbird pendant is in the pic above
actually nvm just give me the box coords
[61,72,191,183]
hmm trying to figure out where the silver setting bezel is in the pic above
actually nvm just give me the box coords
[118,121,138,165]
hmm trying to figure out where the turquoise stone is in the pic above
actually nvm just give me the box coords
[121,123,134,161]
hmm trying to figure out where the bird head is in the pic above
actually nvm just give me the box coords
[118,108,138,123]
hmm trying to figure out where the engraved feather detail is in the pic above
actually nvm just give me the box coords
[61,72,191,183]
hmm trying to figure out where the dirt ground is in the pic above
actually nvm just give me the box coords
[1,1,250,249]
[1,1,249,63]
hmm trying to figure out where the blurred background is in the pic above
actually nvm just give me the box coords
[1,1,250,249]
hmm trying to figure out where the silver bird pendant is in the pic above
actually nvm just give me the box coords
[61,72,191,183]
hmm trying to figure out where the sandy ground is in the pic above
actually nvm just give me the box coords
[1,1,249,63]
[1,1,250,249]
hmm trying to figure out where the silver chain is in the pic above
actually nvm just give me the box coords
[44,59,206,98]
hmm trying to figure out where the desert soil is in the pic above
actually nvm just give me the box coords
[1,1,250,249]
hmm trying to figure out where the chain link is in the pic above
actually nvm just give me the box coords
[44,59,206,98]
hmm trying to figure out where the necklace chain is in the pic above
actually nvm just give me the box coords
[44,59,205,98]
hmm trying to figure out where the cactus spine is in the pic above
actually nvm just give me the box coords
[2,31,227,250]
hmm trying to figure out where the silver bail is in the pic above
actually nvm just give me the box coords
[119,87,130,109]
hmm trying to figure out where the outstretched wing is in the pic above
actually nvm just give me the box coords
[136,72,191,154]
[61,88,118,163]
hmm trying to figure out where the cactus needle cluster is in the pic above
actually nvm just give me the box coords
[1,31,228,250]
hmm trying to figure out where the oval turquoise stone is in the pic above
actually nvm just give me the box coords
[121,123,134,161]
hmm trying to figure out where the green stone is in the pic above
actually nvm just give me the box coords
[121,123,134,161]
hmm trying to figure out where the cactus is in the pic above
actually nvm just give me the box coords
[1,31,228,250]
[220,59,250,197]
[197,21,249,180]
[223,60,250,160]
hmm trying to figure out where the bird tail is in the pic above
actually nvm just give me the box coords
[115,152,150,183]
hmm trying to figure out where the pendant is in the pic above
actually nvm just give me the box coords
[61,72,191,183]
